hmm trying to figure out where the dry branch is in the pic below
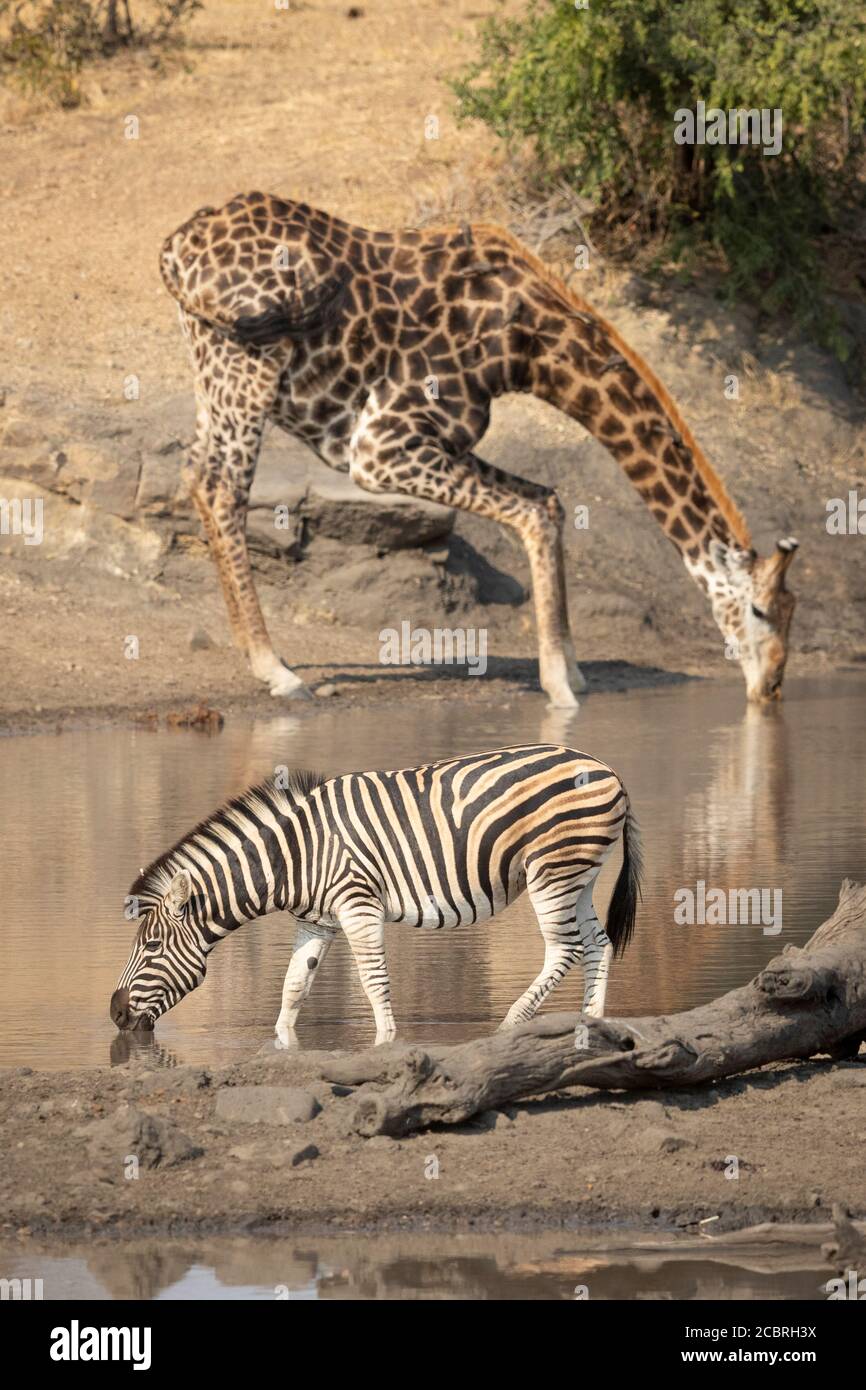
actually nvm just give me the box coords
[322,880,866,1137]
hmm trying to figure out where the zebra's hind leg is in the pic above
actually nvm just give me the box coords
[274,924,335,1049]
[498,879,584,1029]
[340,907,396,1045]
[575,880,613,1018]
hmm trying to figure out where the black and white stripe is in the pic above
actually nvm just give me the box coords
[110,744,642,1042]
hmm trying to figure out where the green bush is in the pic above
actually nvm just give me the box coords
[0,0,201,107]
[452,0,866,354]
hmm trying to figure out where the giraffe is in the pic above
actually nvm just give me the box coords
[159,191,798,708]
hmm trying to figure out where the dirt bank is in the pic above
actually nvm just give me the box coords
[2,1045,864,1241]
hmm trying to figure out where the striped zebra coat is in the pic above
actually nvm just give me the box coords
[110,744,642,1044]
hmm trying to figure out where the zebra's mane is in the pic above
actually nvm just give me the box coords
[129,768,325,903]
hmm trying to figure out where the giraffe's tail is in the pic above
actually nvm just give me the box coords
[159,207,219,316]
[159,202,350,345]
[605,799,643,958]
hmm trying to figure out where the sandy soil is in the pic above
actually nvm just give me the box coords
[2,1044,865,1241]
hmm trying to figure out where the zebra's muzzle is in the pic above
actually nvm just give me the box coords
[109,988,154,1032]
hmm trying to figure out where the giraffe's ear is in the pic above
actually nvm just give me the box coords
[165,869,192,913]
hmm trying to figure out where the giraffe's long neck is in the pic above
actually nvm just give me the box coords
[530,312,750,581]
[495,238,753,596]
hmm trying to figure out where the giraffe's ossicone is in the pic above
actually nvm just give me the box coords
[159,191,798,705]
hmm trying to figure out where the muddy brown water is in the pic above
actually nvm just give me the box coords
[0,1233,836,1300]
[1,674,864,1071]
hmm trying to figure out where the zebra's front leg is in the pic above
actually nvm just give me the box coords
[577,914,613,1019]
[340,908,396,1044]
[274,924,335,1048]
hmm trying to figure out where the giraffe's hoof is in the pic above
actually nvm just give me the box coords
[545,685,580,710]
[269,670,312,699]
[569,665,589,694]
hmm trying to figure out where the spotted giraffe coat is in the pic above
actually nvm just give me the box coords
[159,192,797,705]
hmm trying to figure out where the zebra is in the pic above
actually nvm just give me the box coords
[110,743,642,1045]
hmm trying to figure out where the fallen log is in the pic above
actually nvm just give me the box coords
[321,879,866,1137]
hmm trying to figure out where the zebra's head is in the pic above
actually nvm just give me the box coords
[110,868,208,1032]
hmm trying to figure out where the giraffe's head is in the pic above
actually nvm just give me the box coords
[110,869,208,1032]
[706,538,798,702]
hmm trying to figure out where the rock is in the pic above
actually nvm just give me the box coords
[636,1126,695,1155]
[0,478,166,578]
[473,1109,513,1132]
[135,454,187,514]
[246,506,304,558]
[628,1100,669,1125]
[304,476,452,549]
[173,1067,212,1093]
[215,1086,322,1126]
[88,469,140,520]
[227,1143,263,1163]
[248,453,308,512]
[315,683,339,698]
[85,1103,203,1170]
[290,1144,320,1167]
[189,628,214,652]
[248,448,453,552]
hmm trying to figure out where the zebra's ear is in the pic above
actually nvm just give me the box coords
[166,869,192,913]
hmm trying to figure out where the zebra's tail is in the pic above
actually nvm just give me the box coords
[605,799,643,958]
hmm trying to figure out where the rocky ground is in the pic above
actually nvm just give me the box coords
[2,1042,865,1241]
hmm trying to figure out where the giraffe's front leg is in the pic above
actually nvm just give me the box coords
[340,908,396,1044]
[526,496,586,703]
[274,924,335,1048]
